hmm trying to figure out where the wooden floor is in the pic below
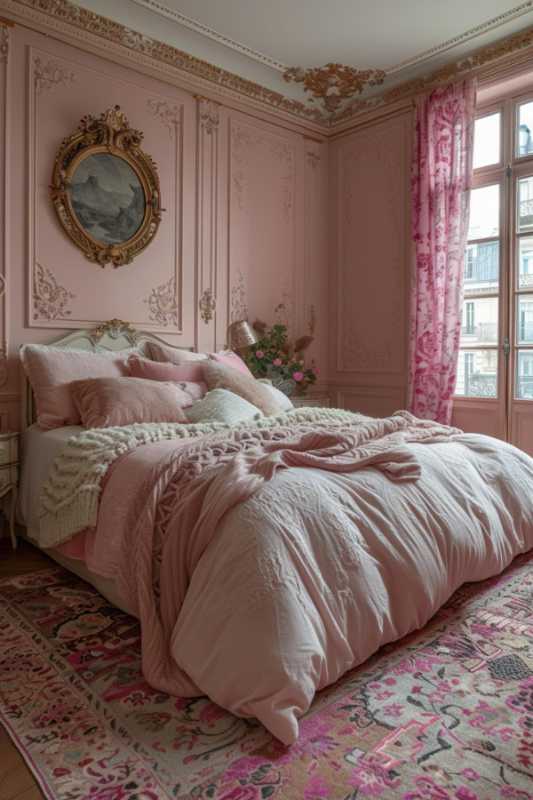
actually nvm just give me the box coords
[0,535,53,800]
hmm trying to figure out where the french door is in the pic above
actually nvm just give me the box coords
[453,94,533,454]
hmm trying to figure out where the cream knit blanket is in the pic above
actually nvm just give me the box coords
[39,407,361,547]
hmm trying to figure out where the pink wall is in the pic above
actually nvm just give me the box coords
[327,110,413,416]
[0,21,329,430]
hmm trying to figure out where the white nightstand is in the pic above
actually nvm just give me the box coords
[0,431,19,550]
[292,393,331,408]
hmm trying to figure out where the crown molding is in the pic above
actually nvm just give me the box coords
[124,0,533,88]
[130,0,286,72]
[385,1,533,75]
[5,0,533,133]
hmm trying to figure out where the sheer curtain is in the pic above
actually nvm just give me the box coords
[408,78,476,424]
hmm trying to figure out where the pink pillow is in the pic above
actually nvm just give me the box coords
[20,345,132,429]
[209,350,253,376]
[70,377,190,429]
[203,361,283,416]
[146,342,207,365]
[127,353,205,383]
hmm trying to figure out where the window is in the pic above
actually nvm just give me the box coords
[457,169,500,397]
[456,94,533,412]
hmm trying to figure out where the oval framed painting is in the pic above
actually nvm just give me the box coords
[50,106,163,268]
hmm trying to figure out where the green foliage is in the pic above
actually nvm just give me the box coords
[244,323,317,393]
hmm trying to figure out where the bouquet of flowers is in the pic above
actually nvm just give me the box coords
[245,320,318,395]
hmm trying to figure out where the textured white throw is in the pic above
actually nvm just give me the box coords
[39,407,358,547]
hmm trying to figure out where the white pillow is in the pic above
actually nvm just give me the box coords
[185,389,263,425]
[257,380,294,411]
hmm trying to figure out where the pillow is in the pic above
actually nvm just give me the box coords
[146,342,207,365]
[20,345,134,430]
[258,380,294,411]
[178,381,208,404]
[127,353,205,383]
[203,361,283,416]
[70,377,190,429]
[186,389,262,425]
[209,350,253,376]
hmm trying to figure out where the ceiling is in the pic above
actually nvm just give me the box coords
[73,0,533,117]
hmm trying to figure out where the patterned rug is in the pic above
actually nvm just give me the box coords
[0,555,531,800]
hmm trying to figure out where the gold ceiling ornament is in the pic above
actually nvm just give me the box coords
[283,63,386,113]
[50,105,164,268]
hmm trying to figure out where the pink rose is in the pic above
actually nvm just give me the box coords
[273,358,282,366]
[293,371,304,382]
[255,350,264,359]
[313,367,319,375]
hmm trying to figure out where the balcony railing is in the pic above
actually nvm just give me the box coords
[463,373,497,397]
[461,322,498,342]
[517,376,533,399]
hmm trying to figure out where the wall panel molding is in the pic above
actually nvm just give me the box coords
[227,114,303,341]
[0,23,10,403]
[196,96,220,351]
[25,45,186,334]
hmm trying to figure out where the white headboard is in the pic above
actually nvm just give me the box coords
[24,318,194,427]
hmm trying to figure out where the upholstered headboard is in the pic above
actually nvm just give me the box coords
[23,318,195,428]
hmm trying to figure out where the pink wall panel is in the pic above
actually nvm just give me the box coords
[328,111,413,417]
[227,113,303,332]
[24,41,194,336]
[0,21,330,430]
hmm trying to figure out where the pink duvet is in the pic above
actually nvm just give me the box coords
[62,414,533,744]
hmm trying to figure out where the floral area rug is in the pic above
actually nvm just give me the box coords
[0,554,532,800]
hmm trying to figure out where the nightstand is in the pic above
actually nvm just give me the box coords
[292,393,331,408]
[0,431,19,550]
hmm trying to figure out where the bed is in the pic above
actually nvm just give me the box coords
[18,321,533,745]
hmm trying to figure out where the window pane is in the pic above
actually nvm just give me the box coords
[516,350,533,399]
[518,237,533,289]
[468,184,499,240]
[517,101,533,157]
[455,350,497,398]
[517,294,533,344]
[473,113,500,169]
[460,297,498,346]
[464,240,499,294]
[518,177,533,232]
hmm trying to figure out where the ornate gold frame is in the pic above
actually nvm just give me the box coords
[50,105,163,268]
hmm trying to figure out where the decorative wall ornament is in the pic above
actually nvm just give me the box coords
[144,275,178,326]
[0,23,9,62]
[33,262,75,321]
[50,105,163,267]
[231,271,248,322]
[283,63,386,113]
[33,57,76,93]
[306,150,321,169]
[146,98,181,136]
[308,304,316,335]
[197,96,220,135]
[199,288,216,324]
[91,318,138,342]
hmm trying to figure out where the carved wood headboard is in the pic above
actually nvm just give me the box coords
[23,318,194,428]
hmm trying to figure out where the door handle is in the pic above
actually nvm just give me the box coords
[503,337,511,358]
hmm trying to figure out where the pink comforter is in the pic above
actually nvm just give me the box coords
[63,412,533,743]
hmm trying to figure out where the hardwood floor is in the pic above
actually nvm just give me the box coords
[0,534,52,800]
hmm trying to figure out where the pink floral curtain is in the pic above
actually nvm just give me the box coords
[408,78,476,424]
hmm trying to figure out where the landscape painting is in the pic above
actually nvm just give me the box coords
[70,153,145,245]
